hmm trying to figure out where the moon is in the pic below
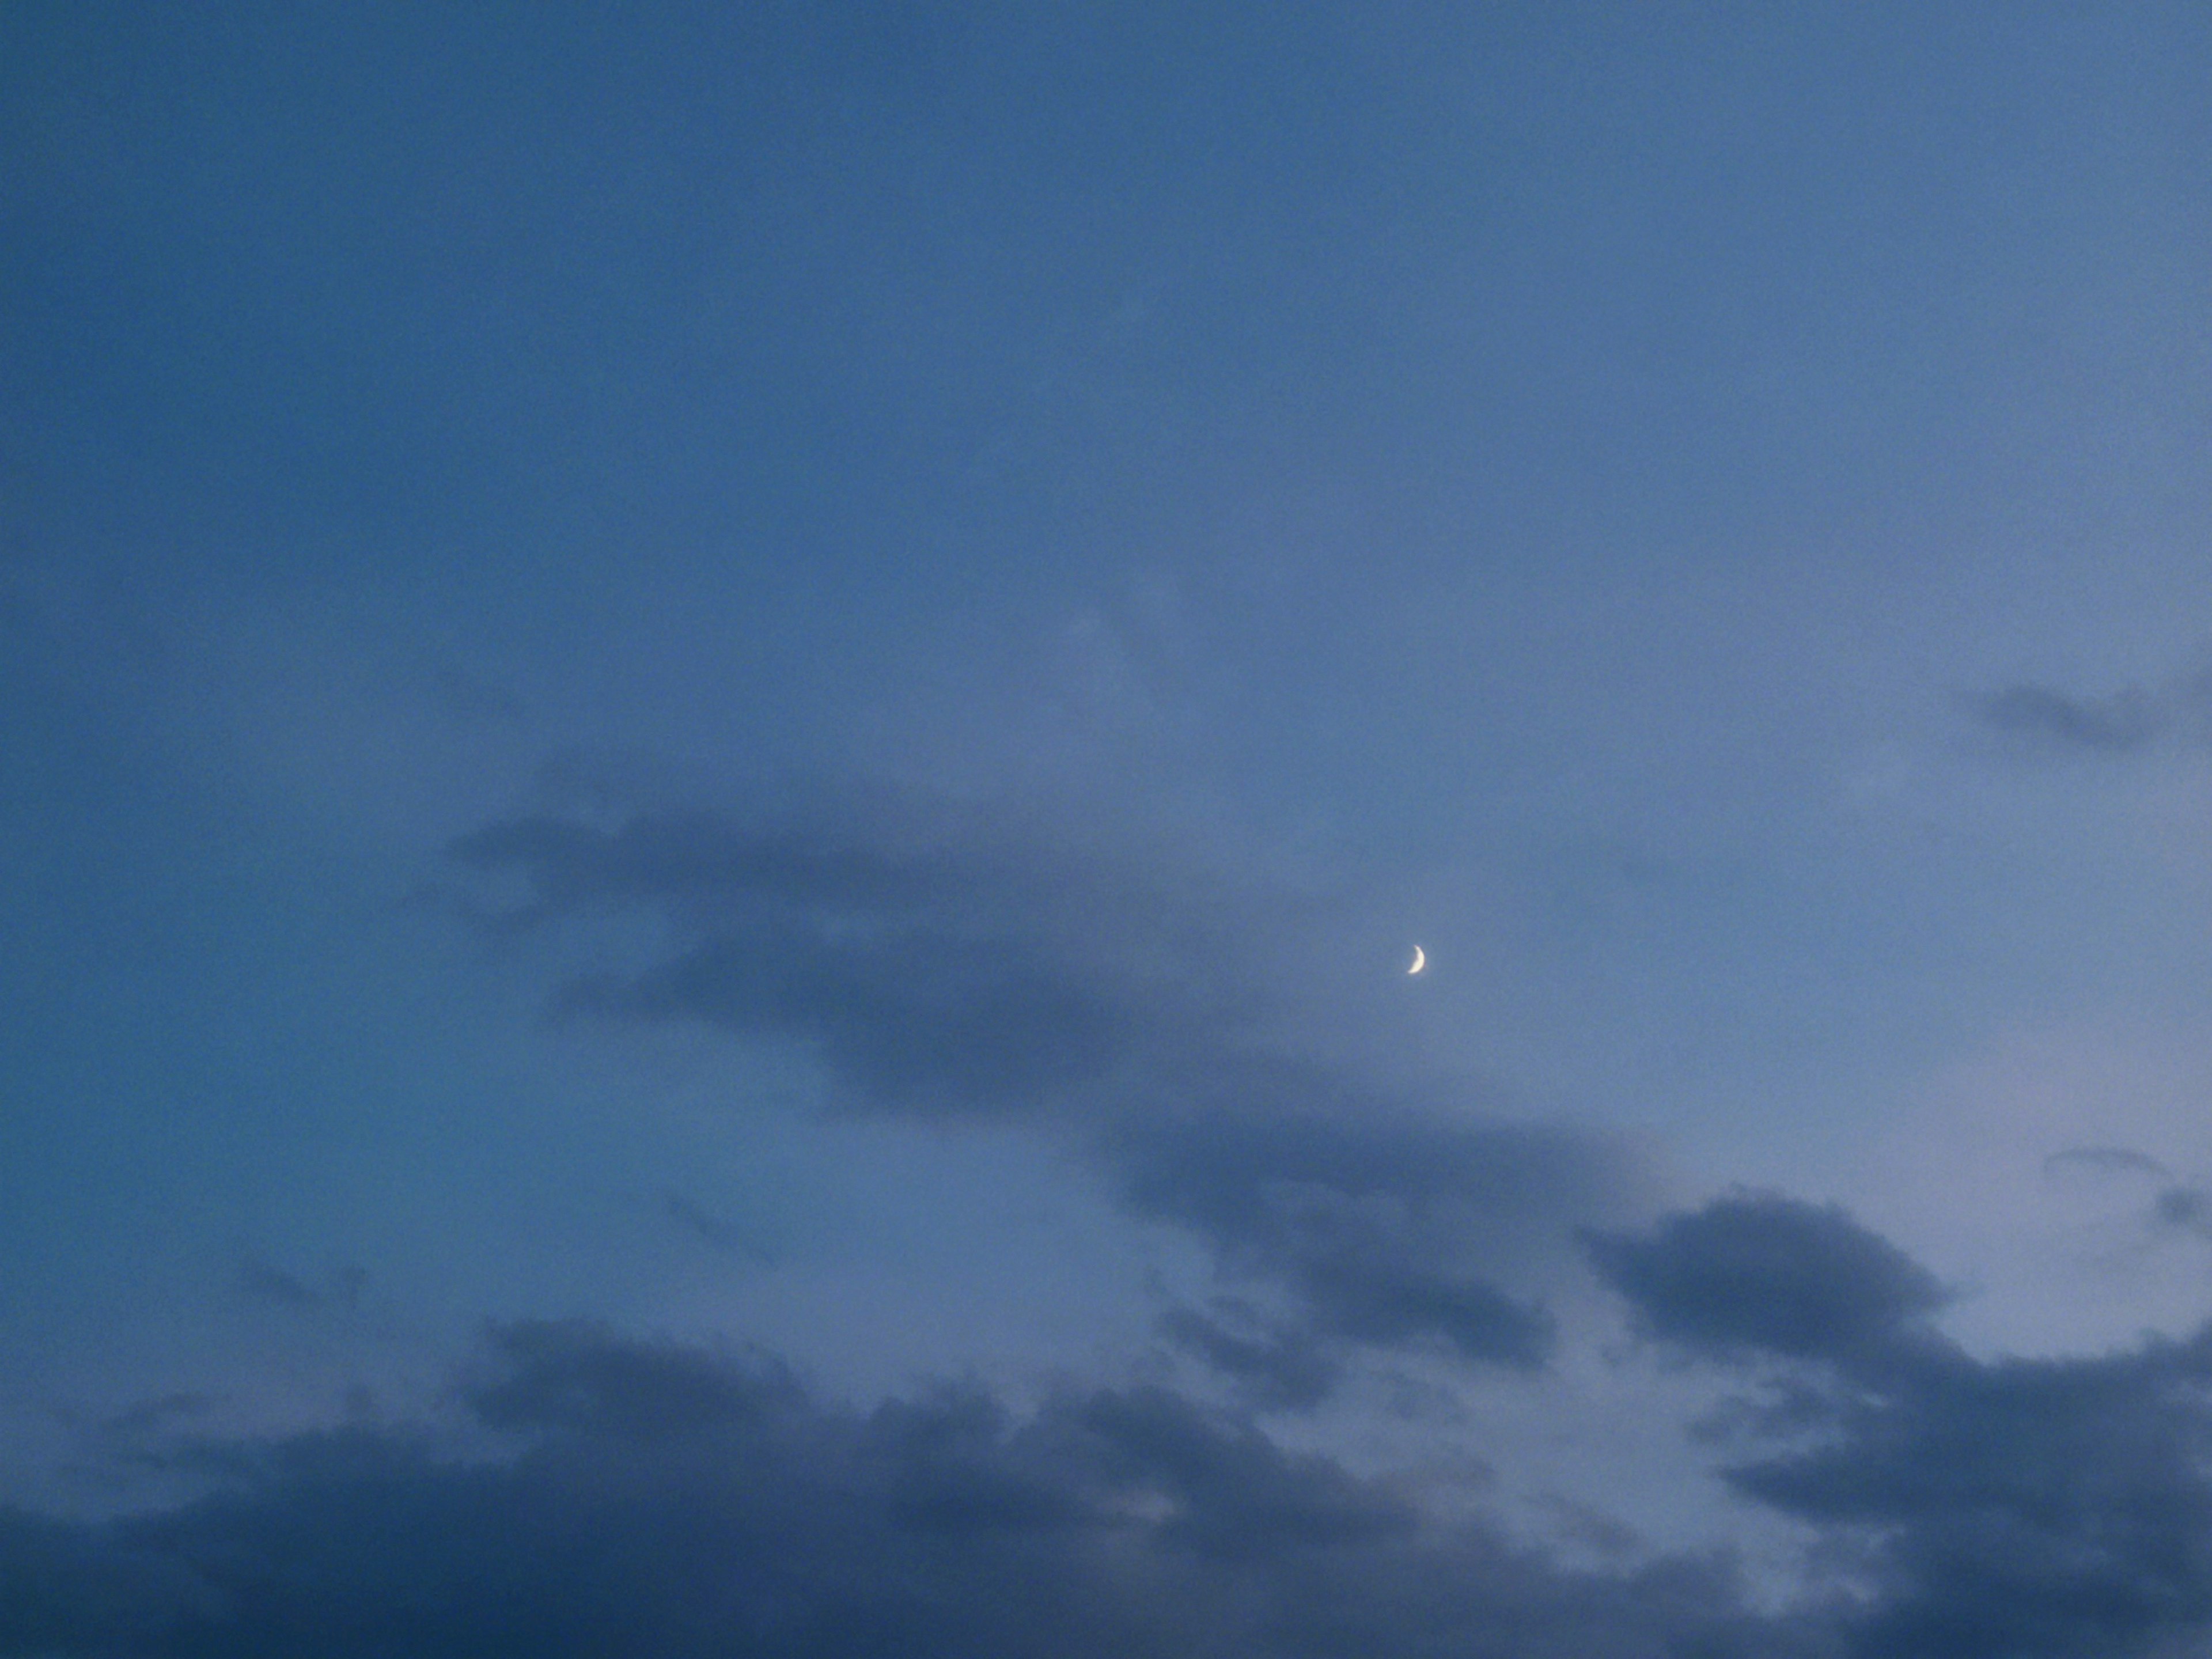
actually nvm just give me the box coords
[1407,945,1426,975]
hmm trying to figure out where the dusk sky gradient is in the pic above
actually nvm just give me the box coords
[9,6,2212,1654]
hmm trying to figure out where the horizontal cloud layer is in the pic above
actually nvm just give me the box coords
[18,1274,2212,1658]
[0,1320,1808,1659]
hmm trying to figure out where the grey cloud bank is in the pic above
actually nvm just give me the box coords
[16,1271,2212,1658]
[0,1321,1799,1659]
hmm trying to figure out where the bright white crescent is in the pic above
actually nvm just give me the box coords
[1408,945,1426,975]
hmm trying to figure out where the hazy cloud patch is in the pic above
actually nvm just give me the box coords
[1964,667,2212,760]
[1969,683,2166,753]
[1154,1302,1342,1411]
[92,1395,217,1442]
[658,1190,777,1266]
[2152,1187,2212,1240]
[444,789,1645,1393]
[2044,1145,2174,1181]
[448,801,1247,1120]
[234,1256,363,1313]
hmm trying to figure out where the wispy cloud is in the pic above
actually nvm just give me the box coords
[234,1256,364,1313]
[1968,684,2167,753]
[2044,1146,2173,1181]
[1154,1301,1341,1411]
[659,1190,776,1267]
[444,786,1645,1394]
[1964,668,2212,758]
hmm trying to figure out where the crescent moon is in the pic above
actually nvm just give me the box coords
[1407,945,1426,975]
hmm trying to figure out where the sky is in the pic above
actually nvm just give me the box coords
[7,4,2212,1654]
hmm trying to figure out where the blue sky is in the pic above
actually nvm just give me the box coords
[9,5,2212,1653]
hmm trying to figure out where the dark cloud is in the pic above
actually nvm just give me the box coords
[1535,1495,1643,1560]
[465,1319,803,1443]
[1595,1194,2212,1658]
[553,927,1143,1115]
[1730,1332,2212,1658]
[0,1320,1813,1659]
[20,1219,2212,1656]
[0,1506,224,1657]
[1968,683,2168,754]
[448,804,1241,1118]
[1155,1303,1342,1411]
[446,793,1642,1392]
[1118,1091,1613,1370]
[1584,1192,1949,1372]
[2153,1187,2212,1239]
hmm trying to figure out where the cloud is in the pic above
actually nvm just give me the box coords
[18,1213,2212,1655]
[1593,1193,2212,1657]
[1730,1333,2212,1658]
[2044,1146,2173,1181]
[417,785,2212,1649]
[659,1190,776,1266]
[1115,1087,1599,1369]
[2152,1187,2212,1240]
[235,1256,324,1310]
[0,1320,1812,1659]
[89,1395,217,1444]
[1154,1302,1342,1411]
[465,1319,804,1442]
[446,802,1240,1117]
[1967,683,2168,754]
[1584,1191,1950,1372]
[444,789,1644,1392]
[234,1256,367,1312]
[55,1395,224,1486]
[1961,666,2212,760]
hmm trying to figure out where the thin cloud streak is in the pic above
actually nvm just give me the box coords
[1964,667,2212,759]
[1968,684,2167,753]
